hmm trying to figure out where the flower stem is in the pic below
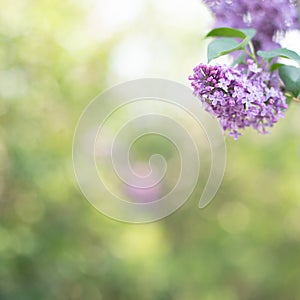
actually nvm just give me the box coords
[285,92,300,103]
[247,41,258,63]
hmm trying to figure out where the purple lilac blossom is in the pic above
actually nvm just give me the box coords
[189,61,288,139]
[203,0,299,50]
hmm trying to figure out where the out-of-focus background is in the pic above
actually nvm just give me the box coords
[1,0,300,299]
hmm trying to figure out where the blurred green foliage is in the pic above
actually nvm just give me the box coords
[1,1,300,299]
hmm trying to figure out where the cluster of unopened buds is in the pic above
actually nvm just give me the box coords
[190,0,300,139]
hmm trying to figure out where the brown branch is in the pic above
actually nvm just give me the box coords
[292,97,300,103]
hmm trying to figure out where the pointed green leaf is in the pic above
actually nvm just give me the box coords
[206,27,256,39]
[206,27,256,62]
[270,63,284,72]
[257,48,300,65]
[278,65,300,97]
[207,38,240,62]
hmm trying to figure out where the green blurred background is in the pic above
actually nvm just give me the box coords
[1,0,300,299]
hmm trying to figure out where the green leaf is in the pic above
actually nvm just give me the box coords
[270,63,284,72]
[278,65,300,97]
[206,27,256,62]
[207,38,240,63]
[206,27,256,39]
[257,48,300,65]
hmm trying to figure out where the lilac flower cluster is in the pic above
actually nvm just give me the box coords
[203,0,299,50]
[189,61,288,139]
